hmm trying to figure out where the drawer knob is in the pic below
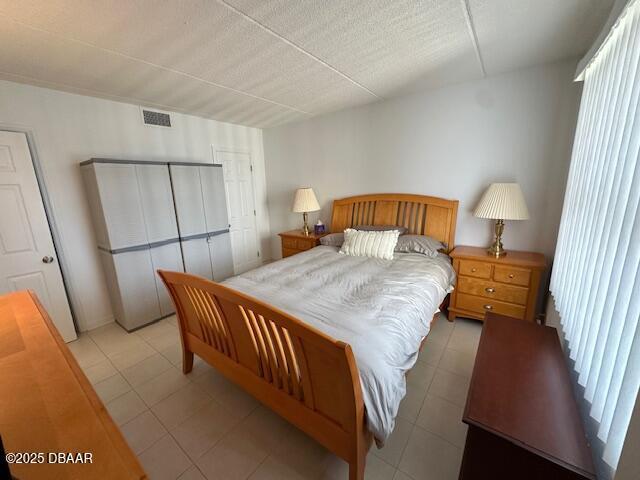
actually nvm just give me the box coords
[471,268,477,272]
[509,274,515,278]
[483,304,493,310]
[485,287,495,293]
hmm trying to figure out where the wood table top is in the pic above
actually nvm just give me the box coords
[464,313,595,479]
[0,291,146,480]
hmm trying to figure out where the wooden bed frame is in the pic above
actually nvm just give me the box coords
[158,193,458,480]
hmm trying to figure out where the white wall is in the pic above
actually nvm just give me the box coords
[0,80,271,332]
[263,60,581,261]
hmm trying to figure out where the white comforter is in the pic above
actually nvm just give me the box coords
[223,245,455,444]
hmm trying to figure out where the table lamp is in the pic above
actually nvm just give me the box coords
[474,183,529,257]
[292,187,320,236]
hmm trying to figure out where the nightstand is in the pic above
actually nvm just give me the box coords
[449,246,546,322]
[278,230,328,258]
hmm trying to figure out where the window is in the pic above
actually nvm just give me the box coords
[551,0,640,472]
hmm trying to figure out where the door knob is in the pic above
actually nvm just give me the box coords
[42,256,55,264]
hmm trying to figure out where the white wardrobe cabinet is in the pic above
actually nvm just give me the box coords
[181,237,214,281]
[150,241,183,316]
[99,248,161,328]
[136,164,179,243]
[169,164,207,237]
[209,232,234,281]
[82,162,148,250]
[82,159,236,332]
[200,166,229,232]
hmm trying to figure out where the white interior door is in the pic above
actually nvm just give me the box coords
[0,131,76,341]
[217,148,261,274]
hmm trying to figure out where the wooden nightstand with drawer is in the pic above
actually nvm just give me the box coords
[278,230,328,258]
[449,246,546,322]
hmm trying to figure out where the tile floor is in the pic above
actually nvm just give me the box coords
[68,314,482,480]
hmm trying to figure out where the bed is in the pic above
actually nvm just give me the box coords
[158,193,458,480]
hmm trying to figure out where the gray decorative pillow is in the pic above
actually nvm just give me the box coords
[394,235,445,257]
[319,232,344,247]
[354,225,408,235]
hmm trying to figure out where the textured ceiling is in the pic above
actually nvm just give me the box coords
[0,0,612,128]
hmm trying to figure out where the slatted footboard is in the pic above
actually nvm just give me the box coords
[158,270,372,480]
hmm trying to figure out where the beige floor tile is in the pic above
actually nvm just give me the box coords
[82,358,117,384]
[121,353,173,387]
[372,417,413,467]
[406,360,436,395]
[416,394,467,447]
[108,341,157,371]
[184,357,214,380]
[417,337,446,367]
[164,315,178,326]
[90,323,146,357]
[94,373,131,403]
[138,434,192,480]
[147,330,181,352]
[68,335,106,368]
[257,411,330,474]
[452,318,483,335]
[429,315,455,336]
[446,327,480,356]
[106,390,148,426]
[437,348,475,378]
[152,384,213,430]
[178,465,207,480]
[196,427,269,480]
[392,470,412,480]
[249,455,315,480]
[120,410,167,455]
[398,427,462,480]
[195,370,259,419]
[322,452,395,480]
[171,400,243,461]
[397,386,426,423]
[136,368,191,407]
[425,319,453,345]
[136,319,178,342]
[160,343,184,366]
[428,370,470,407]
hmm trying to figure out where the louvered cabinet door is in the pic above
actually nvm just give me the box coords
[200,165,229,233]
[89,163,148,249]
[181,237,214,281]
[100,249,161,331]
[169,165,207,237]
[136,164,178,243]
[209,232,234,281]
[150,241,183,316]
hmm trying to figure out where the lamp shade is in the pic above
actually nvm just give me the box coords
[474,183,530,220]
[292,187,320,213]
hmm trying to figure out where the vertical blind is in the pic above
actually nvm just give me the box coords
[551,0,640,470]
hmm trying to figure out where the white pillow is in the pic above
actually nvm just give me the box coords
[339,228,400,260]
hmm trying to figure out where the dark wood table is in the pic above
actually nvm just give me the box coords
[460,313,596,480]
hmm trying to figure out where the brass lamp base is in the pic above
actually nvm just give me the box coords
[301,211,310,236]
[488,219,506,257]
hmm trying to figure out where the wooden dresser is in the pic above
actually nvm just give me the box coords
[0,291,146,480]
[279,229,328,258]
[448,246,546,322]
[460,313,595,479]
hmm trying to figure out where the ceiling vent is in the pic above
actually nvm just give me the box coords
[142,109,171,127]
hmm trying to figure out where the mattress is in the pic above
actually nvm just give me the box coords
[223,245,456,444]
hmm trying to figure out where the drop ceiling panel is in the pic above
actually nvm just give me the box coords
[226,0,477,96]
[0,0,614,128]
[0,17,304,127]
[469,0,615,75]
[0,0,373,112]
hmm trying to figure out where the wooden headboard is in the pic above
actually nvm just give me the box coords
[330,193,459,252]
